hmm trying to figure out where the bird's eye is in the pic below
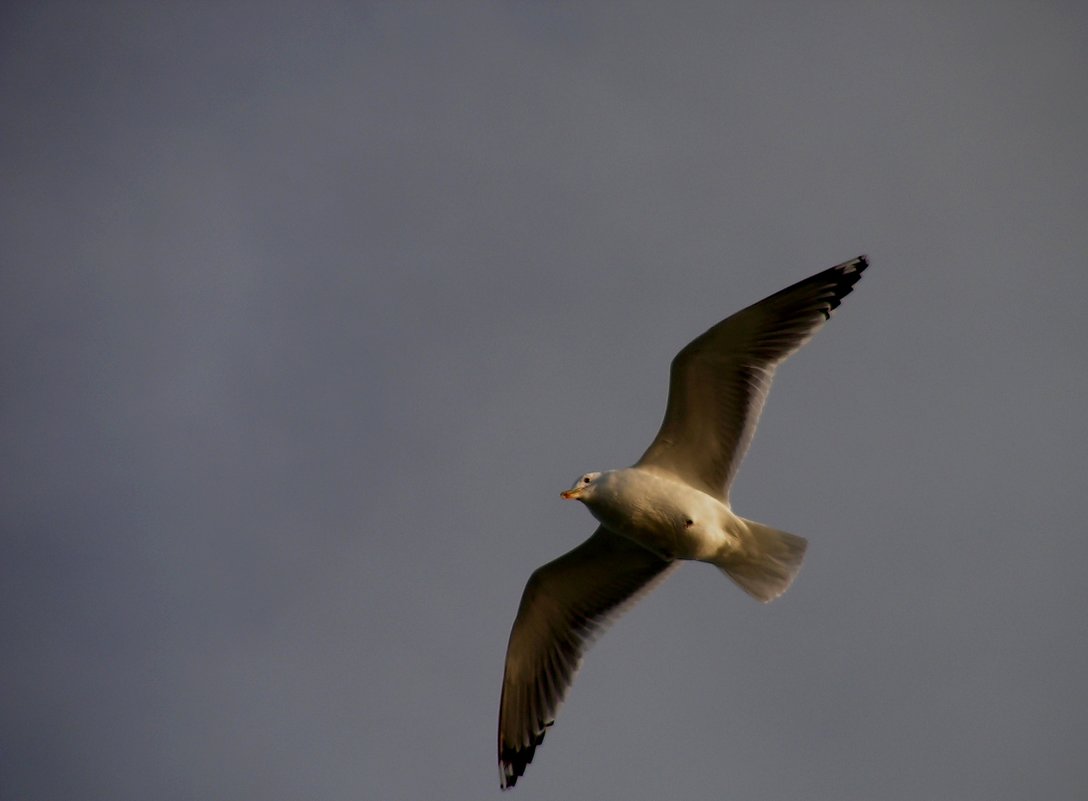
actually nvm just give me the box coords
[583,476,591,484]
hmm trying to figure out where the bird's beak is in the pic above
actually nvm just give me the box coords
[560,487,583,500]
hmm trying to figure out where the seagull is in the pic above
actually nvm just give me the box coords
[496,256,869,789]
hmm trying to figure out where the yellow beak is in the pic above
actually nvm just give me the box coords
[560,487,583,500]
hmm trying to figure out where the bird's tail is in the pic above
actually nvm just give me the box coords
[713,518,808,603]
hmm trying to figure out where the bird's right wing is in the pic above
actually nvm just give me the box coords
[497,527,677,789]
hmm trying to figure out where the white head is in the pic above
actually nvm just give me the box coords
[560,471,602,502]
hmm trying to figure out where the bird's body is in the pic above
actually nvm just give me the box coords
[573,467,737,562]
[497,256,869,789]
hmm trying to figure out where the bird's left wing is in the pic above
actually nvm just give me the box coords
[636,256,868,500]
[498,526,677,789]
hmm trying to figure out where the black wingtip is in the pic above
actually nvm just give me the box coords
[820,255,869,317]
[848,254,869,274]
[834,254,869,277]
[499,728,547,789]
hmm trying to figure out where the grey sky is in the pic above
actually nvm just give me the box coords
[2,3,1086,799]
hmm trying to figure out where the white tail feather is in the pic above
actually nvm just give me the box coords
[714,518,807,603]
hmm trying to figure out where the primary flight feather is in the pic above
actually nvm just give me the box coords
[497,256,869,788]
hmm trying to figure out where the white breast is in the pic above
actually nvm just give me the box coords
[587,467,736,561]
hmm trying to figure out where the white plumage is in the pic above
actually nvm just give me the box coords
[498,256,869,789]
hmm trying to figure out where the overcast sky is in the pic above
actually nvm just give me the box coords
[3,3,1087,800]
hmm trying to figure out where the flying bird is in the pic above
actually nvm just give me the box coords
[496,256,869,788]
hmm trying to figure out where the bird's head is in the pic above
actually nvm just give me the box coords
[560,471,602,502]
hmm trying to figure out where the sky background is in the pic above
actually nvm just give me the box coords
[3,3,1087,800]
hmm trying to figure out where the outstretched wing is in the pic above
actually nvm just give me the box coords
[497,527,677,789]
[636,256,868,500]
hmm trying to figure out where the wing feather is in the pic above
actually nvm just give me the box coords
[497,527,677,788]
[636,256,868,498]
